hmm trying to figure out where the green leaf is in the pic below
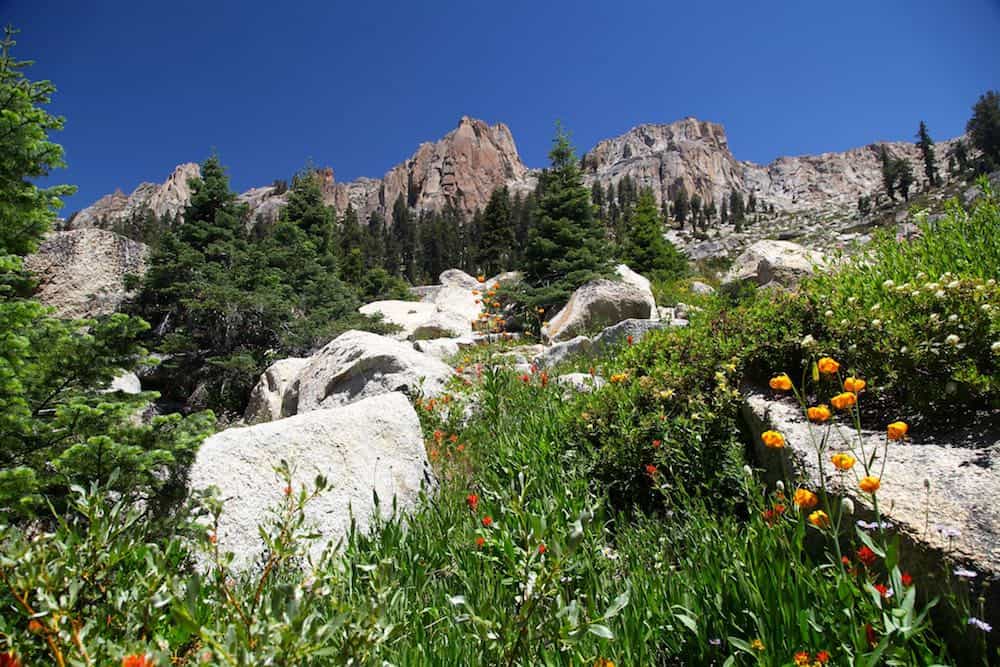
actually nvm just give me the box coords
[588,623,614,640]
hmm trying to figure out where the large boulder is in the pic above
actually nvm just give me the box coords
[615,264,658,319]
[543,279,656,343]
[535,335,594,368]
[723,240,824,288]
[24,228,149,318]
[244,357,309,424]
[295,330,453,413]
[592,318,668,351]
[190,393,433,571]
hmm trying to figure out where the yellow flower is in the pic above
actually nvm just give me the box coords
[830,392,857,410]
[859,476,881,493]
[794,652,812,666]
[750,638,765,651]
[809,510,830,527]
[817,357,840,375]
[769,373,793,391]
[887,421,908,441]
[761,430,786,449]
[830,452,856,471]
[807,405,832,423]
[843,377,867,393]
[593,660,615,667]
[476,275,486,283]
[609,373,629,384]
[793,488,818,510]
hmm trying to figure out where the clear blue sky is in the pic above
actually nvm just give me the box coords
[6,0,999,213]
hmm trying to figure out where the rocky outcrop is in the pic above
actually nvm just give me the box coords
[68,163,199,232]
[361,269,485,341]
[582,118,745,214]
[24,229,149,318]
[245,330,453,422]
[328,117,532,225]
[190,392,433,571]
[723,239,825,288]
[580,117,961,215]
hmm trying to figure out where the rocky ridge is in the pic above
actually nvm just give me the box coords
[68,116,962,244]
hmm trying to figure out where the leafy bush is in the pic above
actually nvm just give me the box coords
[795,188,1000,422]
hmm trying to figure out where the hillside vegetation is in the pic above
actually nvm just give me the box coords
[2,26,999,667]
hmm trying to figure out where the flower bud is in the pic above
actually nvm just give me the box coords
[841,497,855,516]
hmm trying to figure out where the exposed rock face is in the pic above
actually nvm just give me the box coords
[723,239,825,287]
[742,391,1000,616]
[190,392,433,571]
[328,116,532,225]
[245,330,453,422]
[582,118,745,213]
[24,229,149,318]
[543,279,656,343]
[580,117,961,215]
[68,163,199,231]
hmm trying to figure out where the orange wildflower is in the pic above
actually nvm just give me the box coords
[794,652,811,666]
[887,421,908,441]
[808,510,830,528]
[830,452,856,471]
[859,476,881,493]
[122,656,151,667]
[843,376,867,393]
[769,373,793,391]
[466,493,479,511]
[793,488,818,510]
[830,392,857,410]
[537,543,547,554]
[817,357,840,375]
[475,536,485,548]
[481,516,493,527]
[815,650,831,664]
[761,430,786,448]
[807,405,832,422]
[645,464,658,477]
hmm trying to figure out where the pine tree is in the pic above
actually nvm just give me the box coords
[477,186,514,276]
[391,195,418,282]
[0,26,211,517]
[916,121,939,187]
[524,125,610,307]
[673,189,689,228]
[967,90,1000,169]
[622,189,688,279]
[689,194,702,232]
[951,140,970,175]
[880,146,897,201]
[895,159,914,201]
[730,190,746,232]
